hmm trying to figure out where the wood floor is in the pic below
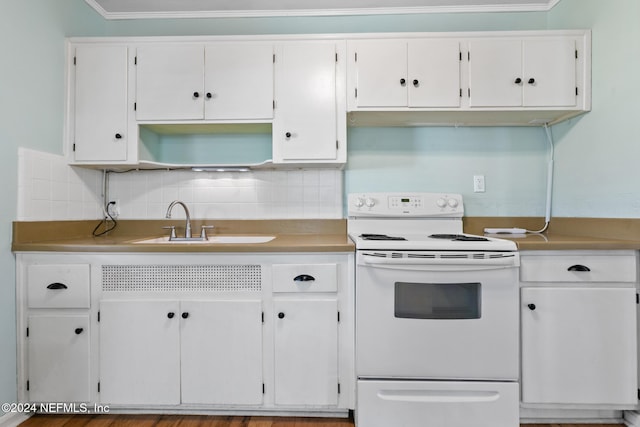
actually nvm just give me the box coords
[17,415,625,427]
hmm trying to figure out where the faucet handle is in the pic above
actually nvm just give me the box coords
[162,225,177,240]
[200,225,214,239]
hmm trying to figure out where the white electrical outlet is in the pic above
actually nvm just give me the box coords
[473,175,485,193]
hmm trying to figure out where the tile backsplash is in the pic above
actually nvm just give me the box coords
[108,169,343,220]
[17,148,343,221]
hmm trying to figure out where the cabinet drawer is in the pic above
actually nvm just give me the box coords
[272,264,337,293]
[520,254,637,283]
[27,264,90,308]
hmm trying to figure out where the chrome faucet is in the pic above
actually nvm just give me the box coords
[165,200,192,239]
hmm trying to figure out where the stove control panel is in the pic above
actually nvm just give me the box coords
[349,192,464,217]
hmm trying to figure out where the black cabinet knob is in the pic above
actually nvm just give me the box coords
[528,78,535,84]
[413,79,419,86]
[285,132,292,138]
[399,78,406,86]
[167,312,175,319]
[75,328,84,335]
[568,264,591,272]
[182,312,189,319]
[278,312,285,319]
[47,282,68,290]
[528,304,536,311]
[115,133,122,139]
[515,77,522,84]
[193,92,200,98]
[206,92,212,99]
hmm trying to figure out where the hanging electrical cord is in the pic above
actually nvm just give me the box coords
[484,123,554,235]
[92,170,118,237]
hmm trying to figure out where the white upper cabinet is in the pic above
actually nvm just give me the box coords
[135,43,274,121]
[468,37,577,108]
[350,39,461,108]
[273,41,346,164]
[72,45,129,162]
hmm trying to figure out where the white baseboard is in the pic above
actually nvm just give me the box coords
[0,412,30,427]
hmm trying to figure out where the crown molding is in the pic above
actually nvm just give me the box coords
[85,0,562,20]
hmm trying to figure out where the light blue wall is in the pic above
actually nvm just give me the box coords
[0,0,106,411]
[0,0,636,410]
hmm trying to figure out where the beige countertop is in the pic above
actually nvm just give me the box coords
[12,219,355,253]
[12,217,640,253]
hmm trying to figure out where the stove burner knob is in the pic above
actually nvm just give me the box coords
[354,197,364,208]
[447,198,459,208]
[365,198,376,208]
[436,198,447,208]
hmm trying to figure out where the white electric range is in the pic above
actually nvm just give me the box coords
[348,192,520,427]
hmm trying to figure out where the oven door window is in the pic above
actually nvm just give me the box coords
[395,282,481,319]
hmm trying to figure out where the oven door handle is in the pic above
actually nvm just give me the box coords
[361,254,518,269]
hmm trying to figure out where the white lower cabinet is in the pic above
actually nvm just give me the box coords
[274,298,338,406]
[520,251,638,408]
[99,299,263,406]
[15,252,354,414]
[27,315,91,403]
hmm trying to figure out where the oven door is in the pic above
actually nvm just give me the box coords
[356,250,519,380]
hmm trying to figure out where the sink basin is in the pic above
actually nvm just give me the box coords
[133,235,275,244]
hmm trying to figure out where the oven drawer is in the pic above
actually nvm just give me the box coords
[272,263,337,293]
[520,252,637,283]
[27,264,90,308]
[357,380,519,427]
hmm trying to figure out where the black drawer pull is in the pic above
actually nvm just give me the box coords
[75,328,84,335]
[167,312,175,319]
[47,282,68,290]
[182,312,189,319]
[568,264,591,272]
[528,303,536,311]
[278,312,285,319]
[294,274,315,282]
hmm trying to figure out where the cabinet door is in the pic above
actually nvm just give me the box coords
[28,315,90,402]
[521,287,637,405]
[523,38,577,107]
[468,39,523,107]
[273,42,338,162]
[73,45,128,162]
[204,44,273,120]
[136,45,204,120]
[408,39,461,108]
[274,298,338,406]
[180,300,263,405]
[352,40,407,108]
[99,300,181,405]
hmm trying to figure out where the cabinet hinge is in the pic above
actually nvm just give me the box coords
[97,311,100,322]
[338,383,341,394]
[262,383,265,394]
[26,381,30,391]
[26,327,29,337]
[98,382,101,393]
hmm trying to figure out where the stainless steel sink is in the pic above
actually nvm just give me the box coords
[133,235,275,244]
